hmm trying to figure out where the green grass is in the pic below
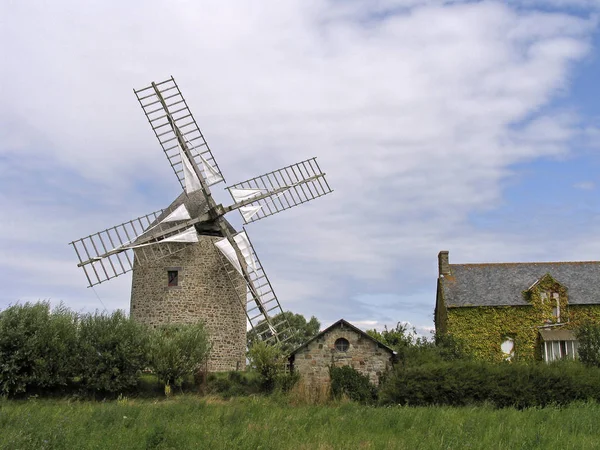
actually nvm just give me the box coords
[1,396,599,449]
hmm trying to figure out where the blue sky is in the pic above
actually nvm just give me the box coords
[1,0,599,335]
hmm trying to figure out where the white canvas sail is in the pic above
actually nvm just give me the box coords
[230,188,263,203]
[160,204,191,223]
[214,231,257,275]
[240,205,262,222]
[161,226,199,243]
[180,148,202,193]
[199,154,223,186]
[128,226,198,248]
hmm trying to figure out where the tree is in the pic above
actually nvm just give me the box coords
[367,322,467,366]
[367,322,417,354]
[247,340,284,392]
[576,322,600,367]
[0,302,78,396]
[247,311,320,354]
[149,322,210,394]
[77,310,150,393]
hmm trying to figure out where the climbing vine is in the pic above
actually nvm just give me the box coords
[443,275,599,362]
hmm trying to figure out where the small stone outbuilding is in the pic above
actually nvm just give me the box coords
[288,319,396,386]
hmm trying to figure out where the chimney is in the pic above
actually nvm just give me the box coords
[438,251,450,277]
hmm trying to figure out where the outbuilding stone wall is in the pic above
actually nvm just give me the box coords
[292,323,394,386]
[130,236,246,372]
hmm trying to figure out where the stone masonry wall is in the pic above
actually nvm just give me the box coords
[293,324,393,386]
[130,236,246,372]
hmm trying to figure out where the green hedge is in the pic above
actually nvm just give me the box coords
[77,310,150,394]
[0,302,78,395]
[0,302,210,397]
[379,360,600,408]
[330,366,377,404]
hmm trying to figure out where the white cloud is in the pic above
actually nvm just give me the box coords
[574,181,596,189]
[0,0,598,331]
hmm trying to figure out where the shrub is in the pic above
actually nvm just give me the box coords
[247,341,284,393]
[275,370,300,393]
[149,322,210,392]
[0,302,78,396]
[77,310,150,393]
[379,360,600,408]
[205,371,261,398]
[329,365,377,404]
[576,323,600,368]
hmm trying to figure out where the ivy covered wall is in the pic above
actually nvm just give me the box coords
[442,275,600,361]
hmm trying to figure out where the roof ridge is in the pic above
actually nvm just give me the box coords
[451,261,600,267]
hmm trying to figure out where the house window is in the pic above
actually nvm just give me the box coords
[543,340,578,362]
[501,337,515,361]
[335,338,349,352]
[167,270,179,287]
[552,293,560,322]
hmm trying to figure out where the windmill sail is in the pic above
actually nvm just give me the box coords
[70,209,203,287]
[214,229,292,343]
[225,157,333,224]
[72,77,333,350]
[134,77,225,192]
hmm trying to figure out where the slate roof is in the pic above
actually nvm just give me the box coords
[288,319,396,357]
[441,261,600,308]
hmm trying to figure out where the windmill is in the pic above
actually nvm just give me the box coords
[70,77,332,371]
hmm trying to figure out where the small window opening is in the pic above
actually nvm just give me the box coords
[167,270,179,287]
[501,337,515,361]
[335,338,349,352]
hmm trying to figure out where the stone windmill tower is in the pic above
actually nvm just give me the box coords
[70,77,332,371]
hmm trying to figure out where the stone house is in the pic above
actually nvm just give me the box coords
[435,251,600,362]
[288,319,396,386]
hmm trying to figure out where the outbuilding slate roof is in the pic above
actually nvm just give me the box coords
[441,261,600,307]
[288,319,396,356]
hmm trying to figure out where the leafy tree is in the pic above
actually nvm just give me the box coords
[247,311,320,354]
[576,322,600,367]
[0,302,78,396]
[247,340,284,392]
[367,322,417,350]
[149,322,210,394]
[367,323,467,366]
[77,310,150,393]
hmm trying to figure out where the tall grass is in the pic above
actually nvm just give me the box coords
[0,396,598,449]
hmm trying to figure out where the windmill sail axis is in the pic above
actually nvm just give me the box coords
[71,76,332,370]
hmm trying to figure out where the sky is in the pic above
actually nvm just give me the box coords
[1,0,599,336]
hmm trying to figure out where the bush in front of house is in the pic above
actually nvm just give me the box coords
[329,365,378,404]
[0,302,79,396]
[379,359,600,408]
[576,323,600,368]
[204,371,262,398]
[247,340,285,393]
[149,322,211,394]
[77,310,150,394]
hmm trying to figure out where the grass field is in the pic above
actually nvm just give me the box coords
[1,396,599,449]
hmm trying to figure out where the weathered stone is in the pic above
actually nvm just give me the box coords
[130,236,246,372]
[289,319,395,387]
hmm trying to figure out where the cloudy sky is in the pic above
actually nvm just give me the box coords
[1,0,599,335]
